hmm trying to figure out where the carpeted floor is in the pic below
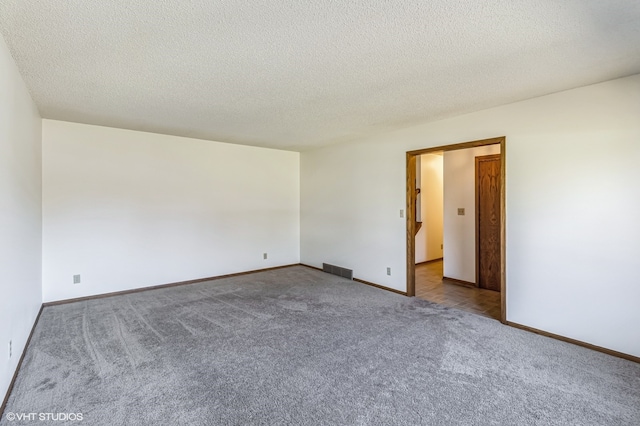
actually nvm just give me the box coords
[2,266,639,425]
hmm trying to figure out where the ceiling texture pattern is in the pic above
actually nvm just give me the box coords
[1,0,639,151]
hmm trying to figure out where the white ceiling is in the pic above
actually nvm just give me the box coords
[1,1,639,151]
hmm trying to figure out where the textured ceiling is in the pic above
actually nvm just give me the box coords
[1,1,639,151]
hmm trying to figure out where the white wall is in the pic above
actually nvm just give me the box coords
[415,154,443,263]
[301,140,404,290]
[0,36,42,398]
[42,120,299,302]
[443,145,500,282]
[301,74,640,357]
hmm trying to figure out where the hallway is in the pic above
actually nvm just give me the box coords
[415,260,501,320]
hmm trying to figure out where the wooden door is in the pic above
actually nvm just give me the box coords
[476,154,501,292]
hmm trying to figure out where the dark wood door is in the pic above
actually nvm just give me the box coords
[476,154,501,292]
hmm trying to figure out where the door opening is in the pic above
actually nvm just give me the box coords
[406,137,506,323]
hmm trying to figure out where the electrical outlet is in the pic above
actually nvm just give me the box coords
[8,340,11,359]
[73,274,81,284]
[400,209,404,218]
[457,208,465,216]
[263,253,268,260]
[387,267,391,276]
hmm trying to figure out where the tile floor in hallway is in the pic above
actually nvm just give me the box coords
[415,259,501,320]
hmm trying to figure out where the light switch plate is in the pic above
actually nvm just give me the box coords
[458,208,465,215]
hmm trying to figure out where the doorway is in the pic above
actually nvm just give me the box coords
[406,137,506,323]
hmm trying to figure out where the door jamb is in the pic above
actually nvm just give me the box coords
[406,137,506,323]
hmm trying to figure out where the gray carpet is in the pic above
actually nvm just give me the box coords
[2,266,639,425]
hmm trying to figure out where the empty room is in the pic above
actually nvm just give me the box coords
[1,1,639,425]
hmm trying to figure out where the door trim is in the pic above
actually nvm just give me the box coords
[406,136,506,323]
